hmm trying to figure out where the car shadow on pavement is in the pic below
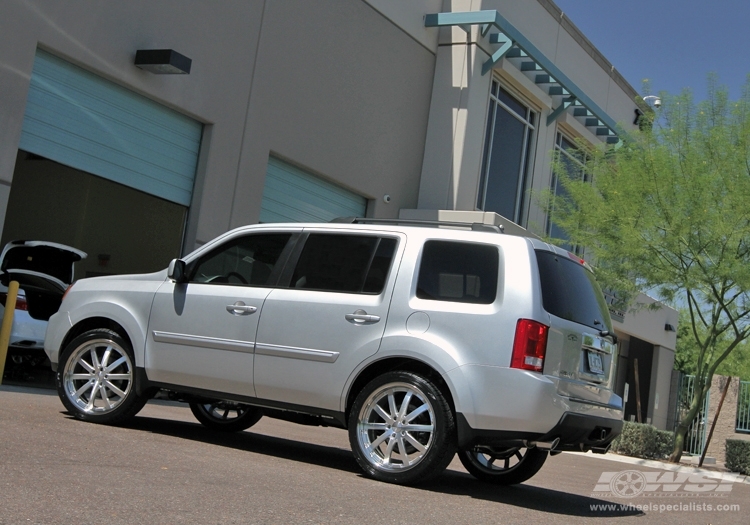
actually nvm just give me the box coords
[102,413,642,518]
[109,414,362,474]
[421,469,644,518]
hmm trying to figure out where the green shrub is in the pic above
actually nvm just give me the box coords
[610,421,674,460]
[725,439,750,475]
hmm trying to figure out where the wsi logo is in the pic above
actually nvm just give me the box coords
[592,470,739,499]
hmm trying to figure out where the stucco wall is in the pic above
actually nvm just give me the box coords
[0,0,439,252]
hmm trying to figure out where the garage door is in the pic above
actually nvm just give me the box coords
[18,49,202,207]
[260,157,367,223]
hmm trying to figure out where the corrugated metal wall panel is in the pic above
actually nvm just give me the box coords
[19,50,202,206]
[260,157,367,223]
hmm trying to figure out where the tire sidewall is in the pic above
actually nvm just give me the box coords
[348,371,456,485]
[56,328,143,424]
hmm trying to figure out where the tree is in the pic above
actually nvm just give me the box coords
[547,76,750,462]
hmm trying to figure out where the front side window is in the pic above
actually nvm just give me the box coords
[188,233,292,286]
[291,234,397,294]
[417,241,499,304]
[547,132,591,255]
[477,80,537,225]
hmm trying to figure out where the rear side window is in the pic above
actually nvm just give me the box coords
[291,234,397,294]
[417,241,498,304]
[535,250,612,330]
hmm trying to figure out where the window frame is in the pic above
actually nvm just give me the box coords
[477,78,539,225]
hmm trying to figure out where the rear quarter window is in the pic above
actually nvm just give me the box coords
[417,241,498,304]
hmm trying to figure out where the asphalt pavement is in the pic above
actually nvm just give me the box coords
[1,384,747,525]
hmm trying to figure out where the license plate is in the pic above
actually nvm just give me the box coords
[587,351,604,375]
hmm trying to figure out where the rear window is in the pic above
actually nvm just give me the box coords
[417,241,498,304]
[1,246,76,283]
[535,250,612,331]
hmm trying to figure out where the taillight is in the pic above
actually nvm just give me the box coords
[0,293,28,311]
[61,283,75,303]
[510,319,549,372]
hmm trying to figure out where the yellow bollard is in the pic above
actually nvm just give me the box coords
[0,280,20,385]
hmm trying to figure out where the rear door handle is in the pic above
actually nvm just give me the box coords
[226,301,257,316]
[345,309,380,324]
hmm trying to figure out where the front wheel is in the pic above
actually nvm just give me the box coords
[189,401,262,432]
[458,445,548,485]
[348,371,456,485]
[56,328,149,424]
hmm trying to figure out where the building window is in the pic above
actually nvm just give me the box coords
[547,132,590,254]
[477,80,537,224]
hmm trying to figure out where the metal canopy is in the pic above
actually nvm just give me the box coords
[425,10,620,144]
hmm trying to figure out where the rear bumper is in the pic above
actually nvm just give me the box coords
[456,411,623,451]
[446,364,623,450]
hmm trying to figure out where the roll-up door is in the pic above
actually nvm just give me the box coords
[260,157,367,223]
[19,50,202,206]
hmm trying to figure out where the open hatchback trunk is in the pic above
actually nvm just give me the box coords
[0,240,87,321]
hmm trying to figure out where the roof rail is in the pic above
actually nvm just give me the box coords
[329,217,504,234]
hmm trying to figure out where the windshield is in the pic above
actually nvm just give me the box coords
[535,250,612,331]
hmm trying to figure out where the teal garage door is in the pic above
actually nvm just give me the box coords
[19,50,202,207]
[260,157,367,223]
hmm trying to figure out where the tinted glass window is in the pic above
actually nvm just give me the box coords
[417,241,498,304]
[291,234,396,294]
[535,250,612,330]
[189,234,291,286]
[2,246,77,284]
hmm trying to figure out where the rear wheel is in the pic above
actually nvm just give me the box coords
[458,445,548,485]
[348,371,456,485]
[189,401,262,432]
[56,328,149,424]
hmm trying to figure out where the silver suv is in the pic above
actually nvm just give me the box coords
[45,219,623,485]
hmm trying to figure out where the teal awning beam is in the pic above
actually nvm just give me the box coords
[546,96,577,126]
[425,10,621,137]
[483,32,513,75]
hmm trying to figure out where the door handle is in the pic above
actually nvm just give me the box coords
[226,301,257,316]
[345,309,380,324]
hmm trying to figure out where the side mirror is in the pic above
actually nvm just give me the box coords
[167,259,187,283]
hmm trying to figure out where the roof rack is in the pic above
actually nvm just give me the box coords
[329,217,504,234]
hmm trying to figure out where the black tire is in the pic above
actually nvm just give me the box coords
[458,445,548,485]
[348,371,456,485]
[189,401,262,432]
[56,328,149,425]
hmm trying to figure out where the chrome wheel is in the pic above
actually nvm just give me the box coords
[62,337,134,415]
[458,445,548,485]
[198,401,250,421]
[356,381,436,472]
[189,400,262,432]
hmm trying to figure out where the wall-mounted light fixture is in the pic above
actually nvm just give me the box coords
[665,323,676,332]
[135,49,192,74]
